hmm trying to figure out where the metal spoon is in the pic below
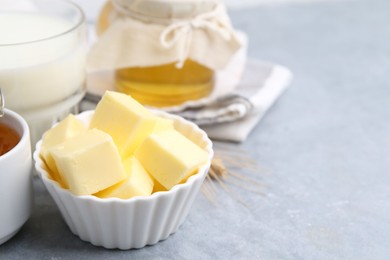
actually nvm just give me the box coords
[0,88,4,117]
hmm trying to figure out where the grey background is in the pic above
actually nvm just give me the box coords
[1,0,390,258]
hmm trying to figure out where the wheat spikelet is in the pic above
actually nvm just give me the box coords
[202,144,266,205]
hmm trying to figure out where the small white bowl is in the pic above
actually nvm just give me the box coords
[34,110,213,249]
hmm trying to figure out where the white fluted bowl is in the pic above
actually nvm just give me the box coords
[34,110,213,250]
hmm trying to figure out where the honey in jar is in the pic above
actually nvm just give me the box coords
[91,0,241,107]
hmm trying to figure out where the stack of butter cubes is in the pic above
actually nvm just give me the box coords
[39,91,209,199]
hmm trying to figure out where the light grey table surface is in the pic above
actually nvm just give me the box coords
[1,0,390,259]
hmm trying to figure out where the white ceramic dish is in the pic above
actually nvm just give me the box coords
[34,110,213,249]
[0,108,33,245]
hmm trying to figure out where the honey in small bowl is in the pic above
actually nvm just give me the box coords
[0,123,20,156]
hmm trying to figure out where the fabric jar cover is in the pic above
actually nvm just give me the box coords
[87,0,242,70]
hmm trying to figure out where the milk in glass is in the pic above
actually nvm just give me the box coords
[0,11,86,144]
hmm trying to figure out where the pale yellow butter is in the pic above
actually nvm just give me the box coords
[135,129,208,190]
[40,114,86,187]
[95,156,154,199]
[49,129,126,196]
[153,117,174,133]
[89,91,157,159]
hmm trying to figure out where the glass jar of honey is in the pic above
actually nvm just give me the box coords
[90,0,241,107]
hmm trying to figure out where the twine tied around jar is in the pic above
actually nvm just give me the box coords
[100,0,241,69]
[159,4,233,68]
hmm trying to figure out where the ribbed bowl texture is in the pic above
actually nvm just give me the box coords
[34,110,213,249]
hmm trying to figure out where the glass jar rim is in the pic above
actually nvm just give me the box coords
[0,0,85,47]
[113,0,218,21]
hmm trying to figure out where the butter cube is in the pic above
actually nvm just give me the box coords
[89,91,157,158]
[40,114,86,187]
[95,156,153,199]
[50,129,126,195]
[153,117,174,133]
[135,129,208,190]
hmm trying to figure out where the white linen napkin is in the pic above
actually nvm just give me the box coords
[197,59,293,142]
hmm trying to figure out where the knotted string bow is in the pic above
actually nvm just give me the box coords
[112,0,233,68]
[159,4,232,68]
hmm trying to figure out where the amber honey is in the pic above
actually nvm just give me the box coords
[97,1,215,107]
[0,123,20,156]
